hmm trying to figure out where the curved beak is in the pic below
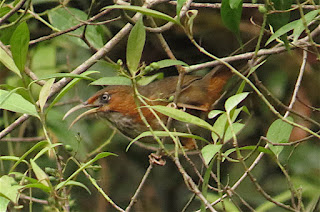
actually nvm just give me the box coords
[63,103,100,128]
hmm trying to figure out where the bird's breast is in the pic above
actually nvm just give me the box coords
[98,111,151,139]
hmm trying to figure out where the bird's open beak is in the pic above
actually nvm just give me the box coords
[63,103,100,128]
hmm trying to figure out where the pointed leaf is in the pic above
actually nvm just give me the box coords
[267,117,293,157]
[48,71,98,111]
[57,152,116,190]
[211,113,228,143]
[48,7,103,49]
[127,17,146,73]
[229,0,242,9]
[0,46,21,77]
[102,5,179,24]
[35,73,96,82]
[55,180,91,194]
[10,21,30,72]
[221,0,243,36]
[10,141,48,172]
[266,0,293,46]
[156,59,188,69]
[126,131,208,151]
[0,197,10,212]
[149,105,214,131]
[137,73,163,86]
[39,78,55,112]
[222,146,273,162]
[292,10,320,42]
[224,122,244,141]
[90,77,132,86]
[176,0,187,19]
[0,89,39,118]
[266,20,298,46]
[201,144,222,165]
[208,110,224,119]
[23,183,51,193]
[0,175,22,203]
[225,92,249,113]
[30,159,50,187]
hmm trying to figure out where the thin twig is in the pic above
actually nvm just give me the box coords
[253,74,320,128]
[20,194,48,205]
[169,1,320,10]
[0,114,30,140]
[25,67,46,86]
[261,135,317,146]
[284,48,308,118]
[29,9,113,45]
[125,163,154,212]
[0,136,45,142]
[171,156,217,212]
[0,0,27,25]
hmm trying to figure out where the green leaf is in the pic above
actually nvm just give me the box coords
[224,122,244,141]
[23,183,51,193]
[149,105,214,131]
[48,71,98,111]
[267,117,293,157]
[267,0,293,46]
[10,172,39,184]
[35,73,96,82]
[156,59,189,69]
[248,60,266,76]
[211,108,244,143]
[225,92,249,113]
[0,175,22,204]
[222,146,273,162]
[137,73,163,86]
[10,21,30,72]
[0,46,21,77]
[208,110,224,119]
[201,144,222,165]
[221,0,243,36]
[0,89,39,118]
[39,78,55,112]
[256,190,293,212]
[201,159,214,211]
[229,0,242,9]
[127,17,146,73]
[48,7,103,49]
[56,180,91,194]
[265,10,319,46]
[292,10,319,43]
[211,113,227,143]
[176,0,187,19]
[90,76,132,86]
[126,131,208,151]
[31,44,57,78]
[30,159,51,187]
[102,5,179,25]
[266,20,298,46]
[0,156,28,165]
[10,141,48,172]
[33,143,63,161]
[0,197,10,212]
[57,152,116,190]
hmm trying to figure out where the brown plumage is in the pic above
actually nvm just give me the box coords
[64,69,232,148]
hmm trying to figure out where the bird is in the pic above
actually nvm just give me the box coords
[64,69,232,149]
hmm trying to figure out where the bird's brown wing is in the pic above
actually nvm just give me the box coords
[178,69,232,111]
[139,75,201,100]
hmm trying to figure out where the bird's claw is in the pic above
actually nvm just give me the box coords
[149,153,166,166]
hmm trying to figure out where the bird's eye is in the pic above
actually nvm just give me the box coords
[100,92,110,103]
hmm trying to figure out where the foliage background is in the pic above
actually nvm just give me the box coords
[0,0,319,211]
